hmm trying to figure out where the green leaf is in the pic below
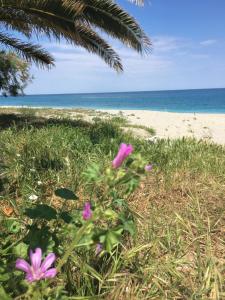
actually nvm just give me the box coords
[123,220,136,236]
[12,242,28,258]
[78,233,94,248]
[0,273,10,282]
[104,228,123,252]
[55,188,78,200]
[126,178,140,194]
[25,205,57,220]
[83,164,101,182]
[113,199,127,208]
[0,285,12,300]
[5,220,21,233]
[104,209,118,220]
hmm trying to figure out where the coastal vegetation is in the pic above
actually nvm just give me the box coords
[0,52,32,96]
[0,109,224,299]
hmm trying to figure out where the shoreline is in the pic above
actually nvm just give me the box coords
[1,105,225,115]
[0,107,225,145]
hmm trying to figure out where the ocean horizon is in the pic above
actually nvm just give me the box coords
[1,88,225,114]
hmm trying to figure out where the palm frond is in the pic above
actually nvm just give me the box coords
[0,32,54,67]
[0,0,151,70]
[75,22,123,71]
[63,0,151,53]
[0,8,122,70]
[0,9,32,37]
[1,0,151,52]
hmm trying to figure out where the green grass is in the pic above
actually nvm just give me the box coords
[0,110,224,299]
[110,116,129,126]
[125,124,156,136]
[108,116,156,136]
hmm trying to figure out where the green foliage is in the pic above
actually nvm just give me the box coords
[127,123,156,135]
[0,0,150,70]
[0,116,151,299]
[0,113,224,299]
[0,51,32,96]
[110,116,129,126]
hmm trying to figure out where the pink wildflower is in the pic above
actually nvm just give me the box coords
[145,164,153,172]
[112,143,133,168]
[82,202,92,220]
[15,248,57,282]
[96,243,103,255]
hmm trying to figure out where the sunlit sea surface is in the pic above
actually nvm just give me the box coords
[1,88,225,113]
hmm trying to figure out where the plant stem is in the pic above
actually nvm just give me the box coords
[57,222,90,271]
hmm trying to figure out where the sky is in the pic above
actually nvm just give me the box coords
[26,0,225,94]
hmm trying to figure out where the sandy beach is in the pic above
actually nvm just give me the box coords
[100,110,225,145]
[1,106,225,145]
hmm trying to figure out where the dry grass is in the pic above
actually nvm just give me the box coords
[0,109,224,299]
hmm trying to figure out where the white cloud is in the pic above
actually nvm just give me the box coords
[26,35,225,94]
[50,45,172,74]
[46,36,185,57]
[200,39,217,46]
[121,49,172,73]
[152,36,188,53]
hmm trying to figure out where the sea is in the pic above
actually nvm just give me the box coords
[0,88,225,113]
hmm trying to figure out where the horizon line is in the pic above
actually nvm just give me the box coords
[23,87,225,97]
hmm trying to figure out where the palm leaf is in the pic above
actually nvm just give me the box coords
[62,0,151,53]
[0,0,151,70]
[0,9,122,70]
[0,32,54,67]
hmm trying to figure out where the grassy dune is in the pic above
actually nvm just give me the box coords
[0,109,224,299]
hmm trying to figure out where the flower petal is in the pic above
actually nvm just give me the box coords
[30,248,42,271]
[16,259,31,273]
[25,272,35,282]
[119,143,127,153]
[145,164,153,172]
[125,144,133,156]
[82,202,92,220]
[112,143,133,168]
[43,268,57,279]
[41,253,56,272]
[96,243,103,255]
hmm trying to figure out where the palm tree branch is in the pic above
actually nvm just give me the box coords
[0,0,150,70]
[63,0,151,53]
[0,32,54,67]
[0,7,122,70]
[0,0,151,53]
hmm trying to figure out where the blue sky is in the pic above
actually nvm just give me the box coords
[26,0,225,94]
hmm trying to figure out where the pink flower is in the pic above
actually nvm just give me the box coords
[96,243,103,255]
[82,202,92,220]
[145,164,153,172]
[15,248,57,282]
[112,143,133,168]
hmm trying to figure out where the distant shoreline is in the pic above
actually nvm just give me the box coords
[1,105,225,115]
[0,107,225,145]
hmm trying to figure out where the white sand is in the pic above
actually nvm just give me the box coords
[100,110,225,145]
